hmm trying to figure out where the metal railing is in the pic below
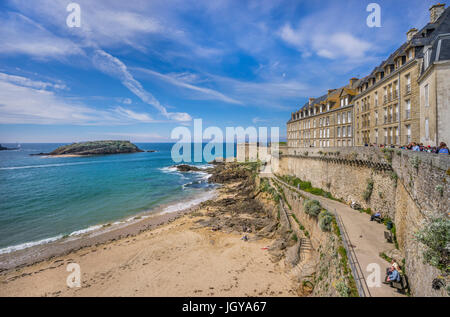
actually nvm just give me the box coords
[273,176,372,297]
[333,211,372,297]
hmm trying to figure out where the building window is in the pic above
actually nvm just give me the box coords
[348,111,352,123]
[337,114,341,124]
[337,127,341,137]
[406,74,411,93]
[406,125,411,143]
[425,118,430,140]
[348,126,352,137]
[425,84,429,107]
[424,48,431,70]
[405,100,411,119]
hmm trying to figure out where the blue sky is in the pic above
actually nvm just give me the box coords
[0,0,439,143]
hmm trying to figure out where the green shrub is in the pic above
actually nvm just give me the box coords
[335,280,350,297]
[319,210,334,232]
[414,217,450,273]
[303,199,322,217]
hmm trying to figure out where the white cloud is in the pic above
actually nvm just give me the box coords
[0,12,83,59]
[101,132,167,142]
[92,50,192,122]
[280,23,372,60]
[0,73,156,125]
[252,117,269,124]
[0,72,67,90]
[114,107,154,123]
[124,98,132,105]
[133,68,242,105]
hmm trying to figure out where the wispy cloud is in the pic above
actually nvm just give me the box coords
[0,12,83,59]
[0,72,68,90]
[133,67,242,105]
[279,21,373,61]
[0,72,157,125]
[92,50,192,122]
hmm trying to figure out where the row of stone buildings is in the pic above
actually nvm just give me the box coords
[287,3,450,148]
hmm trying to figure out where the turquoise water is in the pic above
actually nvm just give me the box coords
[0,143,231,253]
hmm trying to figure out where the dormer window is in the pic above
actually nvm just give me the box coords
[424,48,432,70]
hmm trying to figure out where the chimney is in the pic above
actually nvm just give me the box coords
[349,78,359,87]
[430,3,446,23]
[407,28,418,41]
[309,98,315,105]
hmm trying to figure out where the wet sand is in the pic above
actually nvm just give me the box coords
[0,180,297,297]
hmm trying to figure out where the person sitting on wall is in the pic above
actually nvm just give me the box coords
[438,142,449,154]
[386,267,401,283]
[370,212,382,222]
[384,260,401,283]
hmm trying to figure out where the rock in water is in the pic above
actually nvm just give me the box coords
[31,141,144,156]
[174,165,202,172]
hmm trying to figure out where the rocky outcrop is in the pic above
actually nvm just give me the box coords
[208,162,253,184]
[30,141,144,156]
[174,165,202,172]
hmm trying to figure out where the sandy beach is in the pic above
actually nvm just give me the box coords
[0,164,298,297]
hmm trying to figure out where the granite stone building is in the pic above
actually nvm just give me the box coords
[287,3,450,149]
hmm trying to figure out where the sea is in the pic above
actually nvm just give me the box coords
[0,143,234,255]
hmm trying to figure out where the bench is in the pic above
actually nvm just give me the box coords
[384,231,393,243]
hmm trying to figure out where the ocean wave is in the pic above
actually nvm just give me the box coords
[161,190,216,214]
[159,166,179,173]
[0,235,63,255]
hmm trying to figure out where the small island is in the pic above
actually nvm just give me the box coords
[0,144,20,151]
[30,140,144,157]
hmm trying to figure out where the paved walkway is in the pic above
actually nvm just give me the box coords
[271,176,405,297]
